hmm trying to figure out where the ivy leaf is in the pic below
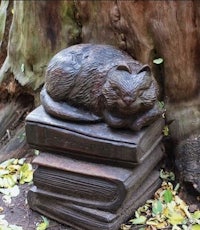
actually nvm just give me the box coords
[153,58,164,64]
[164,189,173,203]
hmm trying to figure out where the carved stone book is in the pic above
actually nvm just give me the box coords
[29,172,160,230]
[26,106,164,166]
[28,144,163,230]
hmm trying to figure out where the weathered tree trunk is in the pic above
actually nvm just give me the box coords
[0,0,80,89]
[0,1,199,191]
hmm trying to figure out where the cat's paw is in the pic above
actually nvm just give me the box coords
[130,120,144,131]
[103,110,128,128]
[130,105,163,131]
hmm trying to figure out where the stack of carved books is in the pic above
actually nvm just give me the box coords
[26,106,164,230]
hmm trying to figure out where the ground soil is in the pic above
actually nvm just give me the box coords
[0,183,68,230]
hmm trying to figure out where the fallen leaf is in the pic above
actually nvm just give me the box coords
[160,170,175,181]
[36,216,49,230]
[129,215,147,225]
[167,211,185,225]
[153,58,164,64]
[19,163,33,184]
[152,200,163,215]
[164,189,173,203]
[192,225,200,230]
[193,211,200,220]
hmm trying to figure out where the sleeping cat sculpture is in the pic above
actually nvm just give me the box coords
[41,44,162,130]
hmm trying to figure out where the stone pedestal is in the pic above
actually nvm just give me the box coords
[25,106,164,230]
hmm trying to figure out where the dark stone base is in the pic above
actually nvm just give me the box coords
[25,106,164,229]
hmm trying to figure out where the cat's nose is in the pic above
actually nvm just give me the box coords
[123,96,134,105]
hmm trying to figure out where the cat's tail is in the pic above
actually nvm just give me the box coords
[40,87,103,123]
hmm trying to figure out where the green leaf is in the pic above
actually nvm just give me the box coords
[164,189,173,203]
[153,58,164,64]
[152,200,163,215]
[158,101,165,109]
[129,215,146,225]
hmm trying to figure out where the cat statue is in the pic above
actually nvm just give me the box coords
[41,44,163,130]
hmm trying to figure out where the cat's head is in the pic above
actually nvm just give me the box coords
[102,64,159,115]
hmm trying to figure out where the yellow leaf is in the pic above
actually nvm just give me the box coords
[193,211,200,220]
[19,163,33,184]
[168,212,185,225]
[146,218,168,229]
[7,165,20,173]
[192,225,200,230]
[163,126,169,136]
[36,216,49,230]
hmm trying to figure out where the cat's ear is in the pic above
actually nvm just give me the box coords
[137,65,151,74]
[116,64,131,73]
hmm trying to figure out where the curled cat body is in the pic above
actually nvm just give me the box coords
[41,44,162,130]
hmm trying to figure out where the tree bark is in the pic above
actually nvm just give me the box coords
[0,0,81,89]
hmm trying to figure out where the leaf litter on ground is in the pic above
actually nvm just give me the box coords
[121,170,200,230]
[0,158,34,230]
